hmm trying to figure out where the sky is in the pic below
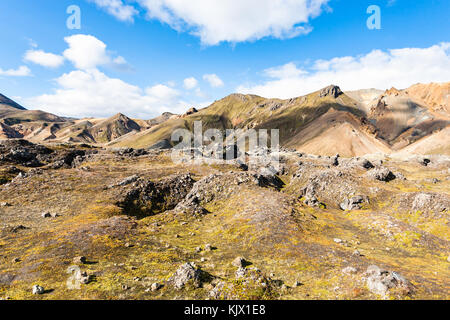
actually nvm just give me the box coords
[0,0,449,119]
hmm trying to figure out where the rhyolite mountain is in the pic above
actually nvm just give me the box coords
[0,82,449,156]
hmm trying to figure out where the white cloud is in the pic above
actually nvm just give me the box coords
[0,65,32,77]
[238,42,450,98]
[183,77,198,89]
[137,0,328,45]
[26,69,189,119]
[88,0,138,22]
[203,74,224,88]
[63,34,129,70]
[24,50,65,68]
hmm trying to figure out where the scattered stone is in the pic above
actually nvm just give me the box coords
[367,167,396,182]
[168,262,204,289]
[200,258,206,262]
[340,195,368,211]
[195,247,202,253]
[235,267,247,279]
[122,284,130,290]
[0,202,11,207]
[10,225,28,233]
[32,285,45,295]
[73,256,87,264]
[124,242,133,248]
[111,175,139,188]
[41,212,52,218]
[352,250,362,257]
[293,281,303,287]
[12,257,20,263]
[333,238,343,244]
[421,158,431,166]
[151,282,162,291]
[232,256,248,268]
[79,272,91,284]
[204,244,213,251]
[361,159,374,169]
[365,265,412,297]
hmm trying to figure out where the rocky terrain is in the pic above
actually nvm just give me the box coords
[0,138,448,300]
[0,82,448,300]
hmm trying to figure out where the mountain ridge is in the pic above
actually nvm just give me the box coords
[1,81,449,155]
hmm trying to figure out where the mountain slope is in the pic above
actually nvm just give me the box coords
[284,108,390,157]
[112,85,368,150]
[0,93,26,110]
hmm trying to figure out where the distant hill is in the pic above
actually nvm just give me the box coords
[1,82,449,155]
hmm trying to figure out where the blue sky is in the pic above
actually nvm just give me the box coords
[0,0,449,118]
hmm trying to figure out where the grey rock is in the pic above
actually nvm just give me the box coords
[151,282,162,291]
[32,285,45,295]
[232,257,248,268]
[340,195,368,211]
[367,167,396,182]
[169,262,203,289]
[73,256,87,264]
[365,265,411,297]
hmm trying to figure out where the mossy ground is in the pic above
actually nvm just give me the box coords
[0,150,448,300]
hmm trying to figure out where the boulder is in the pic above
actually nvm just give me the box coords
[168,262,203,289]
[367,167,396,182]
[365,265,412,297]
[32,285,45,295]
[340,195,368,211]
[232,257,249,268]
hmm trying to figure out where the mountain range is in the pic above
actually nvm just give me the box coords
[1,82,449,157]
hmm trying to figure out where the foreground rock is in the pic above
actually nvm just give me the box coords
[367,167,396,182]
[32,285,45,295]
[168,262,205,289]
[340,195,368,211]
[364,265,413,297]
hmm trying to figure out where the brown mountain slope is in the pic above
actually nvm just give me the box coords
[404,82,450,115]
[397,126,450,155]
[112,85,368,149]
[367,86,449,147]
[86,113,142,144]
[284,108,391,157]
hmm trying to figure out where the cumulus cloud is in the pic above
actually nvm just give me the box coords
[203,74,224,88]
[0,65,32,77]
[183,77,198,89]
[24,50,64,68]
[238,42,450,98]
[88,0,138,22]
[63,34,129,70]
[137,0,328,45]
[26,69,188,119]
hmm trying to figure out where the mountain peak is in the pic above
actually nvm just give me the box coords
[0,93,27,110]
[319,85,343,98]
